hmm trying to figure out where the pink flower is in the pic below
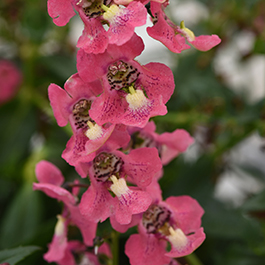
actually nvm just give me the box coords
[33,161,97,248]
[125,195,206,265]
[78,147,160,224]
[0,60,22,105]
[176,21,222,52]
[79,174,152,225]
[147,2,221,53]
[47,0,147,53]
[127,121,194,165]
[77,34,175,128]
[48,73,123,167]
[76,147,162,187]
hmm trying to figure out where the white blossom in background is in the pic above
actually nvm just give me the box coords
[214,30,265,103]
[169,0,209,25]
[215,133,265,206]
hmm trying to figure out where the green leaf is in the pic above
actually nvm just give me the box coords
[0,184,42,248]
[0,246,40,265]
[213,243,265,265]
[203,198,262,242]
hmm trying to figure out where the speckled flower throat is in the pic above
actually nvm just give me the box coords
[93,152,124,182]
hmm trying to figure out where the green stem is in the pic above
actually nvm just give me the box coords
[185,253,204,265]
[111,230,119,265]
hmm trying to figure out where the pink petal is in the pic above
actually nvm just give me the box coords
[48,83,71,127]
[64,73,102,100]
[47,0,76,26]
[79,184,114,223]
[110,214,141,233]
[190,34,221,51]
[165,196,204,234]
[77,16,109,54]
[125,233,170,265]
[114,189,152,224]
[35,160,64,186]
[89,90,127,126]
[166,227,206,258]
[107,2,147,46]
[145,178,163,202]
[33,183,76,206]
[124,147,162,188]
[104,124,131,150]
[147,3,190,53]
[141,62,175,104]
[107,33,145,60]
[158,129,194,165]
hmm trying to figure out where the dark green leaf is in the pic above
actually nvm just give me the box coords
[0,246,40,265]
[0,184,42,248]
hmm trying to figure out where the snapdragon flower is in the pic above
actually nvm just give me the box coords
[125,194,205,265]
[47,0,147,53]
[48,73,130,167]
[76,146,162,186]
[147,1,221,53]
[77,34,175,128]
[78,147,161,224]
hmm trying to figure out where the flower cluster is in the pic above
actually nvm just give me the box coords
[34,0,221,264]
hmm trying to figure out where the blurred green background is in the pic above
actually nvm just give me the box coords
[0,0,265,264]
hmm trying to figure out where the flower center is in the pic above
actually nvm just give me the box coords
[102,4,120,21]
[93,152,124,182]
[167,227,188,250]
[54,215,66,236]
[85,121,104,140]
[131,131,155,148]
[107,61,140,91]
[109,175,129,197]
[126,87,149,110]
[78,0,111,18]
[142,204,171,234]
[72,99,92,130]
[130,131,163,158]
[179,21,195,42]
